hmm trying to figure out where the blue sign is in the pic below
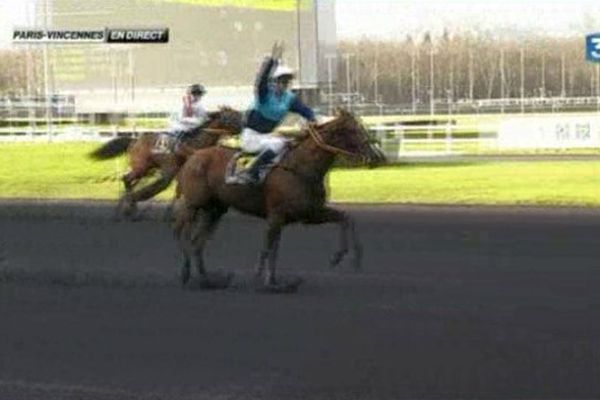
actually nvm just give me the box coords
[586,33,600,63]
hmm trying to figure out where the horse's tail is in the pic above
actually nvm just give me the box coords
[89,137,135,160]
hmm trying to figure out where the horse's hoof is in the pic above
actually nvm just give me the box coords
[162,210,174,223]
[129,213,143,222]
[352,246,363,271]
[120,200,138,220]
[329,251,346,268]
[123,206,139,219]
[186,271,234,290]
[181,270,191,287]
[256,276,303,294]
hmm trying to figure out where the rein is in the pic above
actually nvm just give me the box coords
[202,127,238,135]
[275,123,360,184]
[307,124,359,159]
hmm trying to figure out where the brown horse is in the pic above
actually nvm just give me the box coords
[90,107,243,218]
[173,109,386,292]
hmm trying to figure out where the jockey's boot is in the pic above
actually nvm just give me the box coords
[246,148,277,182]
[171,130,186,152]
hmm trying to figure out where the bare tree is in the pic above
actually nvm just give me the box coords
[337,33,595,106]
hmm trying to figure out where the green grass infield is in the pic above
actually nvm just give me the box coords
[1,142,599,207]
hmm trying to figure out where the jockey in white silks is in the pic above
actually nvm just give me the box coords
[168,83,208,149]
[239,41,316,181]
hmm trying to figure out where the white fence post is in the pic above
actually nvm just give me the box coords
[445,121,452,154]
[398,124,405,158]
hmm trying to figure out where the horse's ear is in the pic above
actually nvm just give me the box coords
[334,107,352,118]
[336,106,353,117]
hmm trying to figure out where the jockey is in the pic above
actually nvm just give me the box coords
[169,83,208,149]
[240,41,316,181]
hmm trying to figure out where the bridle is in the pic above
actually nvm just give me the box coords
[276,119,372,183]
[202,128,238,135]
[306,123,364,160]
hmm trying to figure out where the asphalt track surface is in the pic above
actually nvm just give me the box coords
[2,201,600,399]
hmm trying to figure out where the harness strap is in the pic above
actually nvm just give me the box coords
[202,128,237,135]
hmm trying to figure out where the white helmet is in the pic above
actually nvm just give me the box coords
[272,65,295,80]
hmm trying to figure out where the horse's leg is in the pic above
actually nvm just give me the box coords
[254,247,268,278]
[173,202,195,286]
[163,183,181,222]
[125,165,176,220]
[120,156,174,219]
[115,166,148,220]
[180,247,192,287]
[121,169,142,193]
[256,215,303,293]
[118,139,155,217]
[304,207,362,270]
[122,172,134,192]
[190,205,231,289]
[261,215,285,286]
[129,171,175,204]
[254,221,270,278]
[190,209,216,277]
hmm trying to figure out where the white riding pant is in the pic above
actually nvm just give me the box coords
[240,127,287,154]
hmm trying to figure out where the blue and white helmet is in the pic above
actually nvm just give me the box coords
[272,65,295,80]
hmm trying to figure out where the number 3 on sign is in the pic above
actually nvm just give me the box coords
[586,33,600,63]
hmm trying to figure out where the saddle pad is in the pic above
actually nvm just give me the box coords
[224,152,259,185]
[234,153,257,172]
[218,136,242,150]
[224,150,285,185]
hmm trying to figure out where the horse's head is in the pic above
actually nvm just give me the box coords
[313,108,387,166]
[204,106,243,134]
[186,107,243,148]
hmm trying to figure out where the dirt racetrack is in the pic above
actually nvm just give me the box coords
[1,201,600,399]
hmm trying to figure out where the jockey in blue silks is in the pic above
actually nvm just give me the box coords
[240,41,316,181]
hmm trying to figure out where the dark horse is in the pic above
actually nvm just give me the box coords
[89,107,243,218]
[174,109,386,292]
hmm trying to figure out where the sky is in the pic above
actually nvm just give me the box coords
[335,0,600,40]
[2,0,600,48]
[0,0,33,48]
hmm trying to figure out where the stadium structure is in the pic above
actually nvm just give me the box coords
[36,0,337,115]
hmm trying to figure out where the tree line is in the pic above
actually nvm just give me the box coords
[335,34,599,105]
[2,34,598,106]
[0,49,42,98]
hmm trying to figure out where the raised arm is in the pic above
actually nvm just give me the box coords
[255,41,285,103]
[255,57,277,103]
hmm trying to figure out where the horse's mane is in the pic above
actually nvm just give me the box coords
[190,106,242,138]
[206,105,236,121]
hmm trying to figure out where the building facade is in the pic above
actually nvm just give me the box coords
[39,0,336,113]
